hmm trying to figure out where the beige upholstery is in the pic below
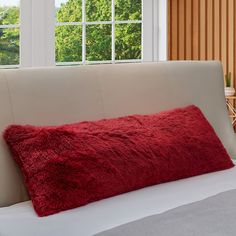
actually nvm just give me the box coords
[0,61,235,207]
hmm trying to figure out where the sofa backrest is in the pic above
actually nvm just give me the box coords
[0,61,235,207]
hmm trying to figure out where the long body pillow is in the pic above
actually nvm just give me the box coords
[4,105,234,217]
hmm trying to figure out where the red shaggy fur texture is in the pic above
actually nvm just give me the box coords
[3,105,234,217]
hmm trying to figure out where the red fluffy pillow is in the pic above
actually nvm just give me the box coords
[3,105,234,216]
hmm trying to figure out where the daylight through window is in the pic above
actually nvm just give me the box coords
[0,0,20,66]
[0,0,160,68]
[55,0,142,65]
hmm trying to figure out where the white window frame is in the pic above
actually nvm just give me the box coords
[19,0,167,68]
[0,4,20,69]
[21,0,55,67]
[56,0,143,65]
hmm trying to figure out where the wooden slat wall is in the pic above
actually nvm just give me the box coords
[168,0,235,87]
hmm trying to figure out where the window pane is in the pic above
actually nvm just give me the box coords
[55,25,82,63]
[86,24,111,61]
[56,0,82,23]
[115,23,141,60]
[0,27,19,65]
[115,0,142,21]
[0,0,20,25]
[86,0,111,22]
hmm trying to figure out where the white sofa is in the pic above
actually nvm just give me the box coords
[0,61,236,236]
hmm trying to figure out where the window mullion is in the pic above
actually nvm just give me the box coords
[31,0,45,67]
[82,0,86,64]
[0,24,20,28]
[142,0,154,62]
[20,0,32,67]
[30,0,55,67]
[44,0,55,66]
[157,0,167,61]
[111,0,115,63]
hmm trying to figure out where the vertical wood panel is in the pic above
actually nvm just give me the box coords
[178,0,186,59]
[200,0,206,60]
[193,0,200,59]
[228,0,234,87]
[221,0,228,73]
[168,0,172,60]
[168,0,236,89]
[214,0,221,60]
[171,0,178,60]
[185,0,192,60]
[207,0,213,59]
[235,0,236,89]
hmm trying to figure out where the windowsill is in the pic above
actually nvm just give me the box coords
[0,61,143,69]
[56,59,142,66]
[0,65,19,69]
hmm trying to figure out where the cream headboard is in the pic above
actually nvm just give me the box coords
[0,61,235,207]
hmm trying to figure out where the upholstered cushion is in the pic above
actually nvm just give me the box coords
[3,105,234,216]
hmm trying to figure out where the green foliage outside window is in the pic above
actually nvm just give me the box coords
[56,0,142,62]
[0,0,142,65]
[0,6,20,65]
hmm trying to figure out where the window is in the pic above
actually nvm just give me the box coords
[0,0,167,68]
[55,0,142,65]
[0,0,20,67]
